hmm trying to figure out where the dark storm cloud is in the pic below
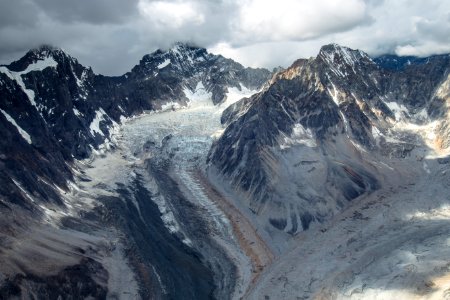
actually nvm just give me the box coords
[33,0,140,24]
[0,0,449,75]
[0,0,143,74]
[0,0,39,28]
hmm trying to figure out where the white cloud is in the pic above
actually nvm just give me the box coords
[335,0,450,55]
[233,0,368,44]
[139,1,205,29]
[395,42,450,57]
[209,41,324,70]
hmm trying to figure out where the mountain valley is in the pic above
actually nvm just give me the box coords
[1,43,450,300]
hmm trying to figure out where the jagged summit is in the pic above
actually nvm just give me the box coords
[318,43,371,60]
[6,44,77,73]
[317,43,375,77]
[146,42,208,60]
[274,44,378,82]
[208,43,450,240]
[29,44,64,56]
[137,42,210,75]
[129,42,272,104]
[168,41,205,53]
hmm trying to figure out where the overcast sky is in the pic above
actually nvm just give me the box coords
[1,0,449,75]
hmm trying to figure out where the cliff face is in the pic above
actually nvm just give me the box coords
[0,44,271,299]
[0,43,272,210]
[209,44,450,235]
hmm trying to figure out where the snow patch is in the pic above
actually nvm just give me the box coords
[0,109,32,144]
[183,82,213,107]
[160,101,184,112]
[120,115,127,124]
[0,57,57,110]
[90,108,108,136]
[339,47,359,69]
[339,111,351,138]
[280,123,316,149]
[73,108,82,117]
[0,66,37,109]
[0,57,58,120]
[157,59,171,69]
[350,140,367,153]
[371,125,382,140]
[12,179,35,202]
[327,80,340,106]
[75,69,89,88]
[222,84,257,107]
[384,101,409,120]
[408,204,450,221]
[22,57,58,73]
[0,58,58,121]
[120,116,128,124]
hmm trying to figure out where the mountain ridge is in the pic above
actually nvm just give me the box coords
[1,42,450,299]
[0,42,272,204]
[208,43,450,239]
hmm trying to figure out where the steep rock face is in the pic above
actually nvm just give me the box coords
[0,44,271,299]
[0,44,271,209]
[129,43,271,105]
[430,72,450,151]
[208,44,450,236]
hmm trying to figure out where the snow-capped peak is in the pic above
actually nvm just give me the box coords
[318,44,374,77]
[319,44,371,65]
[139,42,210,75]
[6,45,75,73]
[169,42,192,54]
[167,42,208,63]
[30,45,64,59]
[26,45,73,66]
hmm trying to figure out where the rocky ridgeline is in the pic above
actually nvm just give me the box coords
[209,44,450,236]
[1,42,450,299]
[0,43,272,210]
[0,43,272,299]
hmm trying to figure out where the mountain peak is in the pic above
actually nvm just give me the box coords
[318,44,370,63]
[166,42,207,59]
[137,42,210,75]
[317,43,374,77]
[30,44,64,57]
[8,45,74,72]
[169,41,203,52]
[320,43,346,52]
[26,45,74,64]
